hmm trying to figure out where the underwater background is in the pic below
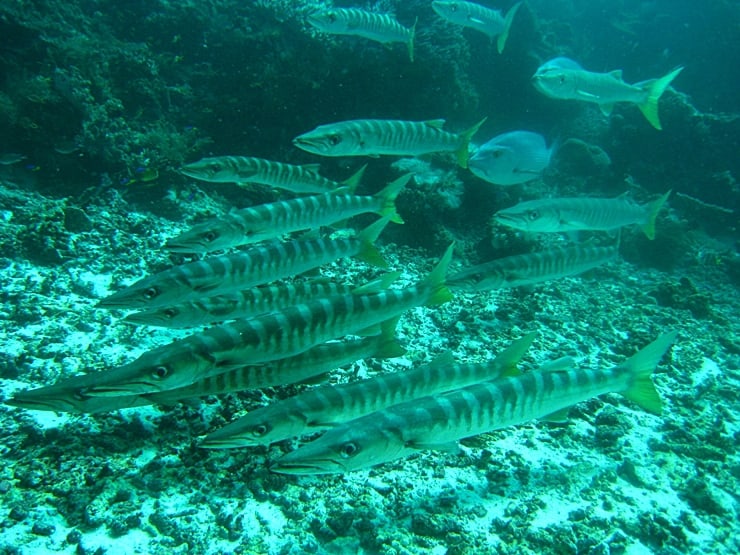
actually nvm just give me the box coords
[0,0,738,554]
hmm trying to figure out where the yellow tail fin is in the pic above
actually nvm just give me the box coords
[641,190,671,240]
[497,1,522,54]
[492,331,536,378]
[375,174,410,224]
[355,217,390,268]
[456,117,488,168]
[340,164,367,193]
[422,243,455,306]
[638,66,683,130]
[621,331,677,414]
[408,17,418,62]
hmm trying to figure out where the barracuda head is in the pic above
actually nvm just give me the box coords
[96,274,184,310]
[200,408,308,449]
[7,381,149,413]
[180,157,244,182]
[531,57,583,99]
[306,10,352,33]
[164,215,268,254]
[83,343,213,397]
[270,422,408,475]
[494,200,563,233]
[431,2,470,25]
[293,122,364,157]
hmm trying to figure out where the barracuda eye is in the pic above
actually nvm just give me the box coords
[493,149,503,159]
[558,75,566,85]
[152,365,170,380]
[163,308,179,319]
[202,230,218,243]
[340,442,359,458]
[328,134,341,146]
[252,423,270,437]
[73,387,91,401]
[528,210,540,221]
[209,163,222,173]
[327,12,337,23]
[450,4,458,12]
[143,286,160,300]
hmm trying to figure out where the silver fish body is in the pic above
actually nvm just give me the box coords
[532,58,683,130]
[97,218,389,310]
[164,173,406,254]
[308,8,416,61]
[432,1,521,53]
[448,242,618,291]
[85,246,453,396]
[293,118,486,168]
[201,333,534,449]
[272,332,676,474]
[494,192,670,239]
[180,156,361,194]
[123,280,354,329]
[469,130,554,185]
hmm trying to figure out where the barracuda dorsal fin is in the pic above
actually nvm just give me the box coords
[621,331,677,415]
[493,332,537,377]
[351,271,401,295]
[424,119,446,129]
[608,69,623,80]
[599,103,615,116]
[340,163,367,193]
[422,243,455,306]
[374,316,406,359]
[537,356,577,373]
[301,164,322,173]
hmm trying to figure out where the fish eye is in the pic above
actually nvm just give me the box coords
[450,4,458,12]
[209,163,222,173]
[143,286,160,300]
[327,12,336,23]
[340,442,359,458]
[203,230,218,243]
[152,365,170,380]
[493,150,504,159]
[528,210,540,221]
[328,134,341,146]
[558,75,566,84]
[73,387,90,401]
[252,423,270,437]
[163,308,179,319]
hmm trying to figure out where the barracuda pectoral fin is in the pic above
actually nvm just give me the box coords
[540,408,571,423]
[297,372,331,386]
[608,69,624,80]
[407,439,461,453]
[351,271,402,295]
[599,103,615,116]
[355,324,383,336]
[537,356,577,373]
[424,119,447,129]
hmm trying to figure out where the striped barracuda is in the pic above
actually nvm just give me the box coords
[271,332,677,474]
[84,245,453,397]
[494,191,671,240]
[97,218,390,310]
[164,174,408,254]
[123,280,356,329]
[308,8,417,61]
[448,241,619,292]
[432,1,521,53]
[294,118,487,168]
[180,156,365,194]
[201,333,534,449]
[6,321,404,414]
[533,58,683,130]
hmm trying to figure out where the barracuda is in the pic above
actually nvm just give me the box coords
[180,156,364,194]
[201,333,534,449]
[164,173,407,254]
[294,117,486,168]
[308,8,417,61]
[432,1,521,53]
[494,192,671,240]
[6,322,404,414]
[448,241,619,292]
[271,332,677,474]
[123,280,355,329]
[97,218,390,310]
[84,245,454,397]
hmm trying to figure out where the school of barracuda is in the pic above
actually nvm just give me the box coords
[7,2,682,475]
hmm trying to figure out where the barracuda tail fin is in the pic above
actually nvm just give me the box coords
[621,331,677,415]
[340,164,367,194]
[375,316,406,358]
[355,217,390,268]
[497,1,522,54]
[493,331,536,378]
[375,173,410,224]
[456,117,487,168]
[422,243,455,306]
[408,17,418,62]
[637,66,683,130]
[641,190,671,240]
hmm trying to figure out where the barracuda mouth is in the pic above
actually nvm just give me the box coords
[292,137,316,148]
[269,458,345,475]
[85,383,157,397]
[493,211,517,223]
[199,437,257,449]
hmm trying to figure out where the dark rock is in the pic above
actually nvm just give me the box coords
[31,521,55,536]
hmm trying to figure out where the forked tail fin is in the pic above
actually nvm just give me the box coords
[456,117,488,168]
[497,2,522,54]
[641,190,671,240]
[637,66,684,130]
[422,243,455,306]
[621,331,678,415]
